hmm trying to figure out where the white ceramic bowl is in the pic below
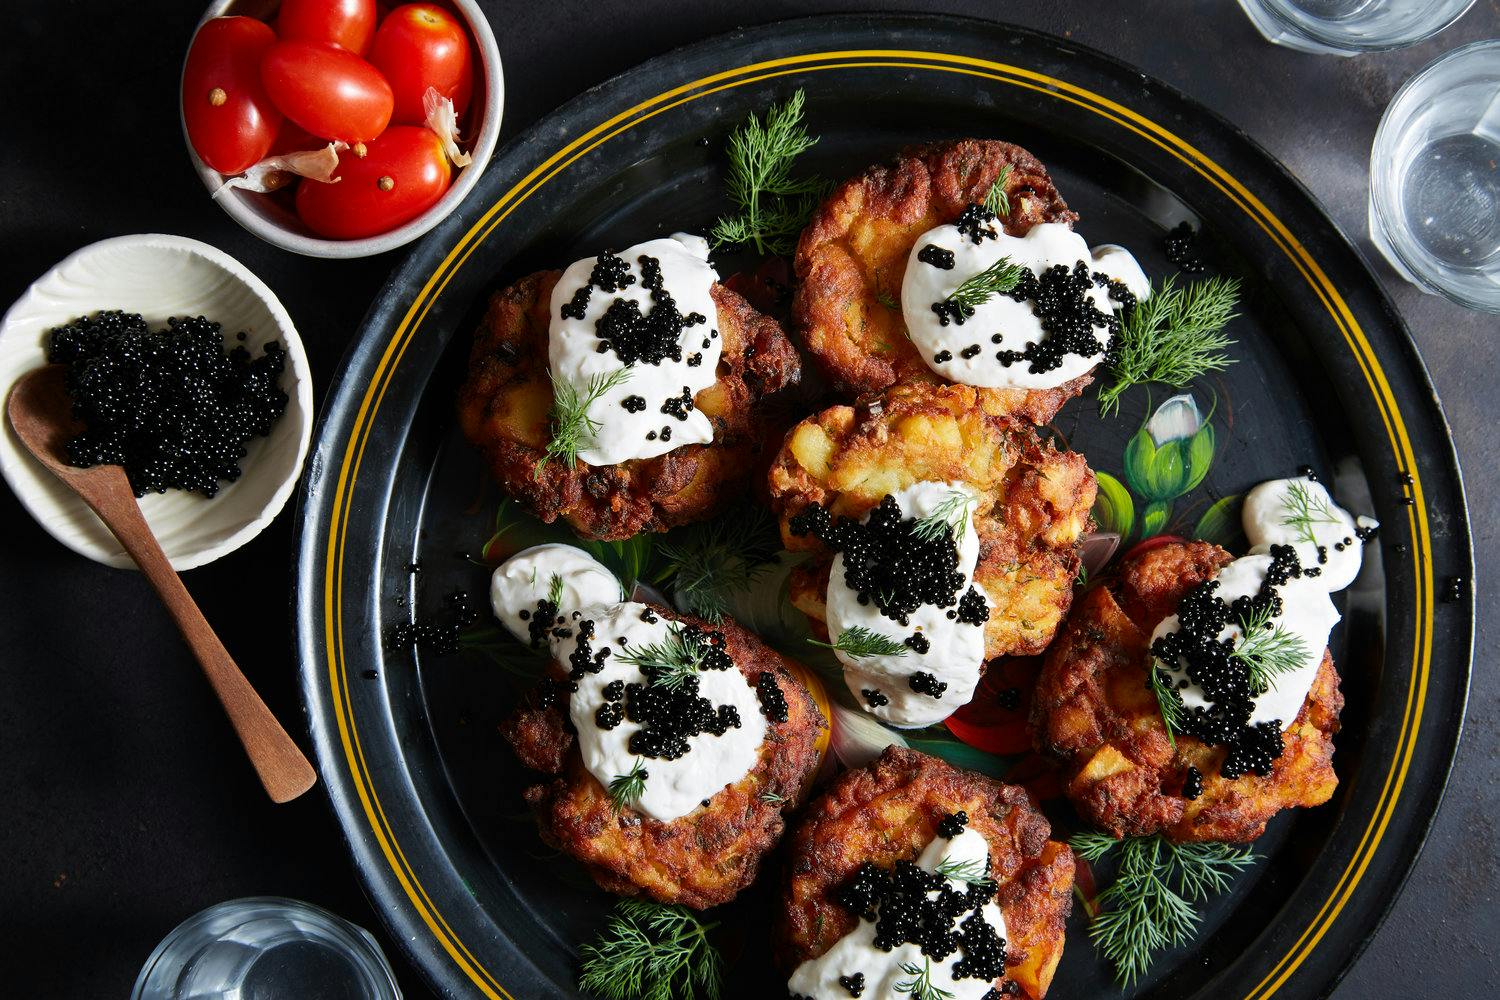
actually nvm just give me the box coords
[184,0,505,258]
[0,234,314,570]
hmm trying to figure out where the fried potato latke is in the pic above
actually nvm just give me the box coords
[794,139,1084,420]
[459,270,801,541]
[767,381,1096,659]
[500,604,826,910]
[1030,540,1344,843]
[778,747,1073,999]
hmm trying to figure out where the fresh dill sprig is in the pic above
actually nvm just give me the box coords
[617,624,709,691]
[911,488,980,543]
[607,759,648,814]
[546,572,564,608]
[1232,604,1310,695]
[932,855,996,891]
[942,255,1024,313]
[1069,832,1257,986]
[808,624,909,659]
[894,957,956,1000]
[1097,275,1241,417]
[1149,661,1185,747]
[983,164,1013,219]
[876,288,899,310]
[709,89,828,256]
[536,367,634,476]
[760,791,787,804]
[577,898,723,1000]
[1280,480,1342,547]
[654,505,780,623]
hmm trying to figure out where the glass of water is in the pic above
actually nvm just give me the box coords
[132,897,401,1000]
[1237,0,1476,54]
[1369,40,1500,312]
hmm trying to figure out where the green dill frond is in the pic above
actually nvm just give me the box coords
[932,855,996,890]
[1280,480,1342,547]
[1232,604,1310,695]
[983,164,1013,219]
[943,255,1023,313]
[577,898,723,1000]
[710,89,828,256]
[456,625,549,678]
[1071,832,1256,986]
[654,504,780,623]
[1097,275,1240,417]
[894,957,955,1000]
[607,759,648,814]
[808,625,909,659]
[536,367,634,476]
[1149,660,1185,747]
[759,791,787,804]
[876,288,899,310]
[617,624,710,691]
[911,488,980,543]
[546,572,564,609]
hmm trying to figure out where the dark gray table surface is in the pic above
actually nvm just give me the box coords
[1,1,1494,996]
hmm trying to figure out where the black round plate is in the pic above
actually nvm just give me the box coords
[294,14,1473,1000]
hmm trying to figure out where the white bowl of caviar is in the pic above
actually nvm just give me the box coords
[0,234,314,570]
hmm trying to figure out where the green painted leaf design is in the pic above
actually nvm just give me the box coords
[1093,471,1136,540]
[1182,423,1216,495]
[1193,494,1245,550]
[1141,500,1172,539]
[905,737,1011,778]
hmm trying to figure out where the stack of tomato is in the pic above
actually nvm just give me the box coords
[184,0,476,240]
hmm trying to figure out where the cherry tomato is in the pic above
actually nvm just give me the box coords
[369,3,473,125]
[295,126,451,238]
[260,40,394,143]
[182,17,283,175]
[277,0,378,54]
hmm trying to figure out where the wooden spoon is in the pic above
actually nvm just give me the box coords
[7,365,317,803]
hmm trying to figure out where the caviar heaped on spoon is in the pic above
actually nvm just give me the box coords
[790,481,992,728]
[902,218,1149,390]
[46,310,288,498]
[546,235,723,467]
[788,820,1007,1000]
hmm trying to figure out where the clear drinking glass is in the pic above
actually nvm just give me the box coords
[1369,40,1500,312]
[1236,0,1475,54]
[132,897,402,1000]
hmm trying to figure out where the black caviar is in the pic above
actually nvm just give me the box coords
[591,253,707,366]
[787,495,989,628]
[862,688,889,708]
[918,244,956,270]
[834,857,1005,982]
[1149,545,1305,779]
[388,590,480,656]
[47,310,288,498]
[937,810,968,838]
[905,632,931,654]
[756,671,789,723]
[990,261,1119,375]
[954,203,999,245]
[620,395,647,413]
[1182,765,1203,801]
[909,671,948,699]
[996,687,1021,712]
[1163,221,1206,274]
[838,972,866,997]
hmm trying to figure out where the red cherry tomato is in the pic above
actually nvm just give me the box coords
[260,40,394,143]
[295,126,451,238]
[277,0,378,55]
[182,17,283,175]
[369,3,473,125]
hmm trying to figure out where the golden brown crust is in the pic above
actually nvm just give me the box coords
[767,381,1096,659]
[499,605,826,910]
[793,139,1083,421]
[777,748,1073,999]
[458,271,801,541]
[1030,541,1344,843]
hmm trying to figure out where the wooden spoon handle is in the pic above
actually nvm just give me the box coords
[92,496,317,803]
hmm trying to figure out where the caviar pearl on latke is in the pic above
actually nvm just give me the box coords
[901,219,1149,391]
[792,481,991,728]
[489,544,623,645]
[548,234,722,466]
[547,602,767,823]
[787,825,1008,1000]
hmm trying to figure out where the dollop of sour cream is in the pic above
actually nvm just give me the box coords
[549,602,766,823]
[827,481,989,729]
[900,221,1147,390]
[1152,553,1339,728]
[489,543,623,643]
[548,234,722,467]
[1243,476,1378,592]
[788,827,1007,1000]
